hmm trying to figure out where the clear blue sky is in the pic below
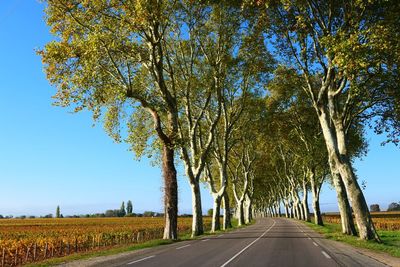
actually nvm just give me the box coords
[0,1,398,217]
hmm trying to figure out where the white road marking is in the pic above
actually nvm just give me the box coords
[307,237,311,240]
[313,241,319,247]
[176,244,191,250]
[218,234,224,237]
[322,251,331,259]
[127,255,155,265]
[220,220,276,267]
[202,239,210,242]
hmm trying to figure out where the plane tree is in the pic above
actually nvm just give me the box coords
[40,0,187,240]
[243,0,400,240]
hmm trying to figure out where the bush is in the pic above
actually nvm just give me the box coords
[370,204,381,212]
[387,202,400,211]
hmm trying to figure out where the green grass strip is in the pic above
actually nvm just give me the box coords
[304,222,400,258]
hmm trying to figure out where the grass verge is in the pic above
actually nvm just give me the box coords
[25,218,251,267]
[304,222,400,258]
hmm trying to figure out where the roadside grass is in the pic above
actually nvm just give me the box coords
[304,222,400,258]
[25,217,250,267]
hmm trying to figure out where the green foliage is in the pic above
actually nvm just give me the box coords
[127,200,133,215]
[120,201,126,217]
[207,209,213,216]
[370,204,380,212]
[387,202,400,212]
[56,205,61,218]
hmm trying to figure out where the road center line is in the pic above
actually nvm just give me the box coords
[127,255,155,265]
[322,251,331,259]
[220,220,276,267]
[176,244,191,250]
[313,241,319,247]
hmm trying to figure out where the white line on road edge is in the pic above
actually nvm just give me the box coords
[201,239,210,242]
[127,255,155,265]
[307,237,311,240]
[220,220,276,267]
[176,244,191,250]
[322,251,331,259]
[218,235,224,237]
[313,241,319,247]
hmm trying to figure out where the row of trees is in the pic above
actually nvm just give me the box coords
[41,0,399,241]
[370,203,400,212]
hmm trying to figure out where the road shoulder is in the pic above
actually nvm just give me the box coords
[298,220,400,267]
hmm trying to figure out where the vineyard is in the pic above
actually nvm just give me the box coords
[323,212,400,231]
[0,217,211,266]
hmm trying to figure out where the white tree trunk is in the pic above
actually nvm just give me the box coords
[190,182,203,237]
[318,109,379,240]
[310,173,323,226]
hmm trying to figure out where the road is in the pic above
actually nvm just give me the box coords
[63,218,389,267]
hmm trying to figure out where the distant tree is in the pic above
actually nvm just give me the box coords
[370,204,381,212]
[120,202,126,217]
[143,211,155,217]
[126,200,133,215]
[56,205,61,218]
[0,215,3,219]
[207,209,213,217]
[43,214,53,218]
[105,210,118,217]
[387,202,400,211]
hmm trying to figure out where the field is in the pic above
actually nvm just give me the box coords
[0,217,211,267]
[322,211,400,231]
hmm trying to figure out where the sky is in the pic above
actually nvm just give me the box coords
[0,1,398,217]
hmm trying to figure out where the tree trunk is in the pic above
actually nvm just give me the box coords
[237,200,245,226]
[296,192,305,221]
[337,160,379,240]
[302,180,310,222]
[312,197,323,226]
[310,177,323,226]
[276,203,281,217]
[303,74,380,240]
[211,195,222,232]
[284,203,289,218]
[162,145,178,240]
[244,195,252,224]
[222,192,232,229]
[190,182,204,237]
[332,115,379,241]
[332,172,357,235]
[318,110,377,239]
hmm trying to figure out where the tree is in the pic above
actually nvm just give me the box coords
[105,210,119,217]
[56,205,61,218]
[387,202,400,212]
[143,211,156,217]
[120,201,126,217]
[370,204,380,212]
[245,0,400,241]
[207,209,213,216]
[127,200,133,215]
[40,0,182,239]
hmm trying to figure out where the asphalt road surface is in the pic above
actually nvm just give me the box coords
[65,218,388,267]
